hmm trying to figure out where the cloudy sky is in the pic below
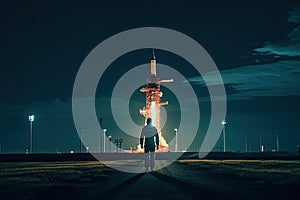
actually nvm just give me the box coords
[0,1,299,153]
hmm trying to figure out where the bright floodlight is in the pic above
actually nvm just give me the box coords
[28,115,34,154]
[221,119,226,125]
[28,115,34,122]
[221,119,226,152]
[103,129,107,153]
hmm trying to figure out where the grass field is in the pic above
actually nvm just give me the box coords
[1,160,300,199]
[179,159,300,185]
[0,162,115,200]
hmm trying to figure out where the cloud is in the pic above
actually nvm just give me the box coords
[187,60,300,99]
[254,7,300,57]
[288,25,300,41]
[254,42,300,57]
[287,7,300,23]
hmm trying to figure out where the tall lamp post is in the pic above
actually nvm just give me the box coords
[276,134,279,152]
[108,135,112,153]
[244,136,248,152]
[79,127,82,153]
[221,119,226,152]
[28,115,34,154]
[103,129,107,153]
[174,128,178,152]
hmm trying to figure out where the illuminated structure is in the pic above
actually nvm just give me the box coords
[221,119,226,152]
[28,115,34,154]
[139,50,173,151]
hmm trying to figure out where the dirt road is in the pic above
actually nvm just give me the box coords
[91,161,294,200]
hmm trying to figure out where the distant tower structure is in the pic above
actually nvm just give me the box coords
[139,50,173,151]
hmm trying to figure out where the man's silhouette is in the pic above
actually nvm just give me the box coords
[140,118,159,171]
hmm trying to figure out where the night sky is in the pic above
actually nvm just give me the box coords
[0,0,299,153]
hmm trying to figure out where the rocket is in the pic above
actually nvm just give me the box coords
[139,50,173,151]
[150,49,156,77]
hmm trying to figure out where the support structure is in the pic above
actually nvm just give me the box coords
[244,136,248,152]
[221,119,226,152]
[28,115,34,154]
[103,129,107,153]
[276,134,279,152]
[174,128,178,152]
[139,50,173,151]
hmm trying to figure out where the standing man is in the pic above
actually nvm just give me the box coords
[140,118,159,171]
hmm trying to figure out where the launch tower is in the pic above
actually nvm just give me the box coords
[139,50,173,151]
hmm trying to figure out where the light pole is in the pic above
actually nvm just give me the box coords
[115,139,119,152]
[259,138,264,152]
[276,134,279,152]
[221,119,226,152]
[174,128,178,152]
[79,127,82,153]
[244,136,248,152]
[28,115,34,154]
[108,135,112,153]
[103,129,107,153]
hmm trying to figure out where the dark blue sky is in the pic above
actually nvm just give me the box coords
[0,0,299,153]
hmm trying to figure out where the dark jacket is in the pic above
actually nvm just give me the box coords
[140,124,159,152]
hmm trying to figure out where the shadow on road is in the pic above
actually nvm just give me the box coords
[150,171,224,199]
[100,173,145,199]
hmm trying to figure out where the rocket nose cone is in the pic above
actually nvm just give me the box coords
[151,54,156,60]
[151,49,156,60]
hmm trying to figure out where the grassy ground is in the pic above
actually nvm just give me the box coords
[179,159,300,185]
[1,160,300,199]
[0,162,116,200]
